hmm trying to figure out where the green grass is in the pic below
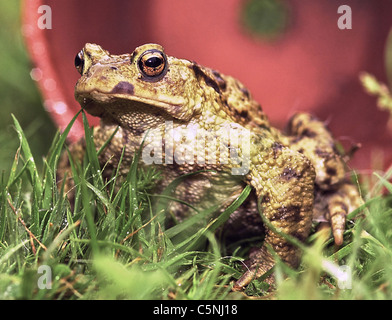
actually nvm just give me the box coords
[0,112,242,300]
[0,109,391,300]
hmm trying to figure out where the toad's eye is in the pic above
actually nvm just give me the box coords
[75,50,85,75]
[138,49,167,80]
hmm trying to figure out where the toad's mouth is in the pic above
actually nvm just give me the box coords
[75,90,190,121]
[80,97,172,118]
[76,93,185,132]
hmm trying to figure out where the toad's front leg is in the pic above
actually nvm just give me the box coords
[234,140,315,289]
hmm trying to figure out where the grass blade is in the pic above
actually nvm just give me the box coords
[11,114,42,196]
[0,172,6,242]
[82,110,103,190]
[373,172,392,194]
[80,174,99,256]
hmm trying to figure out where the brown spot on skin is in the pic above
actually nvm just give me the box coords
[111,81,134,95]
[272,142,283,159]
[238,110,248,118]
[280,167,302,180]
[326,167,337,176]
[205,77,220,93]
[212,70,227,91]
[271,205,302,223]
[286,117,302,134]
[261,193,270,203]
[315,147,332,158]
[240,87,250,99]
[204,77,220,93]
[231,107,250,121]
[192,64,220,93]
[302,128,317,138]
[295,119,303,130]
[131,127,145,136]
[211,70,222,78]
[321,177,332,186]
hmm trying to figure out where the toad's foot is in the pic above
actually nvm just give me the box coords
[314,180,363,245]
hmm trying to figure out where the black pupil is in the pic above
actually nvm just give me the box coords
[145,56,162,68]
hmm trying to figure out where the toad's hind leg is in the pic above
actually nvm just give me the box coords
[286,113,362,245]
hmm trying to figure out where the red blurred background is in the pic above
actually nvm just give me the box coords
[22,0,392,170]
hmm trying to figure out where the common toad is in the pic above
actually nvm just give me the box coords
[63,43,362,289]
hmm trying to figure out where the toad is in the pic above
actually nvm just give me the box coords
[63,43,362,289]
